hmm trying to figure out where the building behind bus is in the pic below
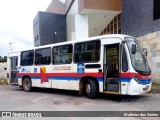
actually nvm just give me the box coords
[33,0,160,83]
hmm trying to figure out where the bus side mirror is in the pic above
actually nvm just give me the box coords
[143,48,148,56]
[131,44,136,54]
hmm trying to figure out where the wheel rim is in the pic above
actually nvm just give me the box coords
[86,84,91,94]
[24,80,29,90]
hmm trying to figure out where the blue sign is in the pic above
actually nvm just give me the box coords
[34,68,37,73]
[21,68,26,72]
[77,63,85,74]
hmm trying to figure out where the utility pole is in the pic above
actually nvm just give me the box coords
[9,43,12,51]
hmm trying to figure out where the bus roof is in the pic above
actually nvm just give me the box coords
[8,34,131,55]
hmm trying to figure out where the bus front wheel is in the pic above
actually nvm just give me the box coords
[22,78,32,92]
[85,79,98,99]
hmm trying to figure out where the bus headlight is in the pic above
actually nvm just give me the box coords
[133,74,139,84]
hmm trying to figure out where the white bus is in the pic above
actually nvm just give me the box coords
[7,34,152,98]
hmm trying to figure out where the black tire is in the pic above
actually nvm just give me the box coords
[22,78,32,92]
[85,79,98,99]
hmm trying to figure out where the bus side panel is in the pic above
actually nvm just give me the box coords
[18,66,34,86]
[120,43,134,95]
[51,64,79,90]
[31,65,52,88]
[72,62,104,93]
[120,81,129,94]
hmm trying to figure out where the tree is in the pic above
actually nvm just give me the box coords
[3,56,7,62]
[0,56,7,62]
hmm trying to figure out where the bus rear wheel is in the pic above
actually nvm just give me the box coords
[85,79,98,99]
[22,78,32,92]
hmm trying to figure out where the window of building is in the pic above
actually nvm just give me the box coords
[154,0,160,20]
[21,50,34,66]
[52,44,72,64]
[74,40,100,63]
[100,13,121,35]
[35,48,51,65]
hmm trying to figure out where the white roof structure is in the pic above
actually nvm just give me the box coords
[58,0,66,4]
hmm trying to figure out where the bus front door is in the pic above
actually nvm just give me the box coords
[10,56,18,85]
[104,44,120,93]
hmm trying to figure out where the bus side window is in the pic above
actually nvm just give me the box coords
[21,50,34,66]
[75,53,80,62]
[74,40,100,63]
[35,48,51,65]
[52,44,72,64]
[122,47,128,72]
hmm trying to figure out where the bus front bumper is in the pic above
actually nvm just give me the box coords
[127,79,152,95]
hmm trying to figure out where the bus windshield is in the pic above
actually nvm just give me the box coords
[125,37,151,75]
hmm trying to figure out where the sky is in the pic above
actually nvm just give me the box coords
[0,0,52,56]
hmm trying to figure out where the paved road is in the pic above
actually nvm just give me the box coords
[0,85,159,120]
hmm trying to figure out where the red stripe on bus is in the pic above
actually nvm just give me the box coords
[18,73,40,77]
[13,72,150,79]
[120,72,151,79]
[18,73,104,77]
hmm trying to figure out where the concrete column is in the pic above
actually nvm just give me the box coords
[75,14,89,40]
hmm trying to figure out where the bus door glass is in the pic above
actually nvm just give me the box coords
[104,43,120,93]
[10,56,18,84]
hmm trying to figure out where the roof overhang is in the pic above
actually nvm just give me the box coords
[59,0,66,4]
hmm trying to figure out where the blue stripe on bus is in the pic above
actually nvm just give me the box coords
[97,78,103,82]
[120,78,152,85]
[50,77,79,81]
[49,77,79,81]
[33,76,41,79]
[120,78,131,82]
[18,76,103,82]
[18,76,41,79]
[139,79,152,85]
